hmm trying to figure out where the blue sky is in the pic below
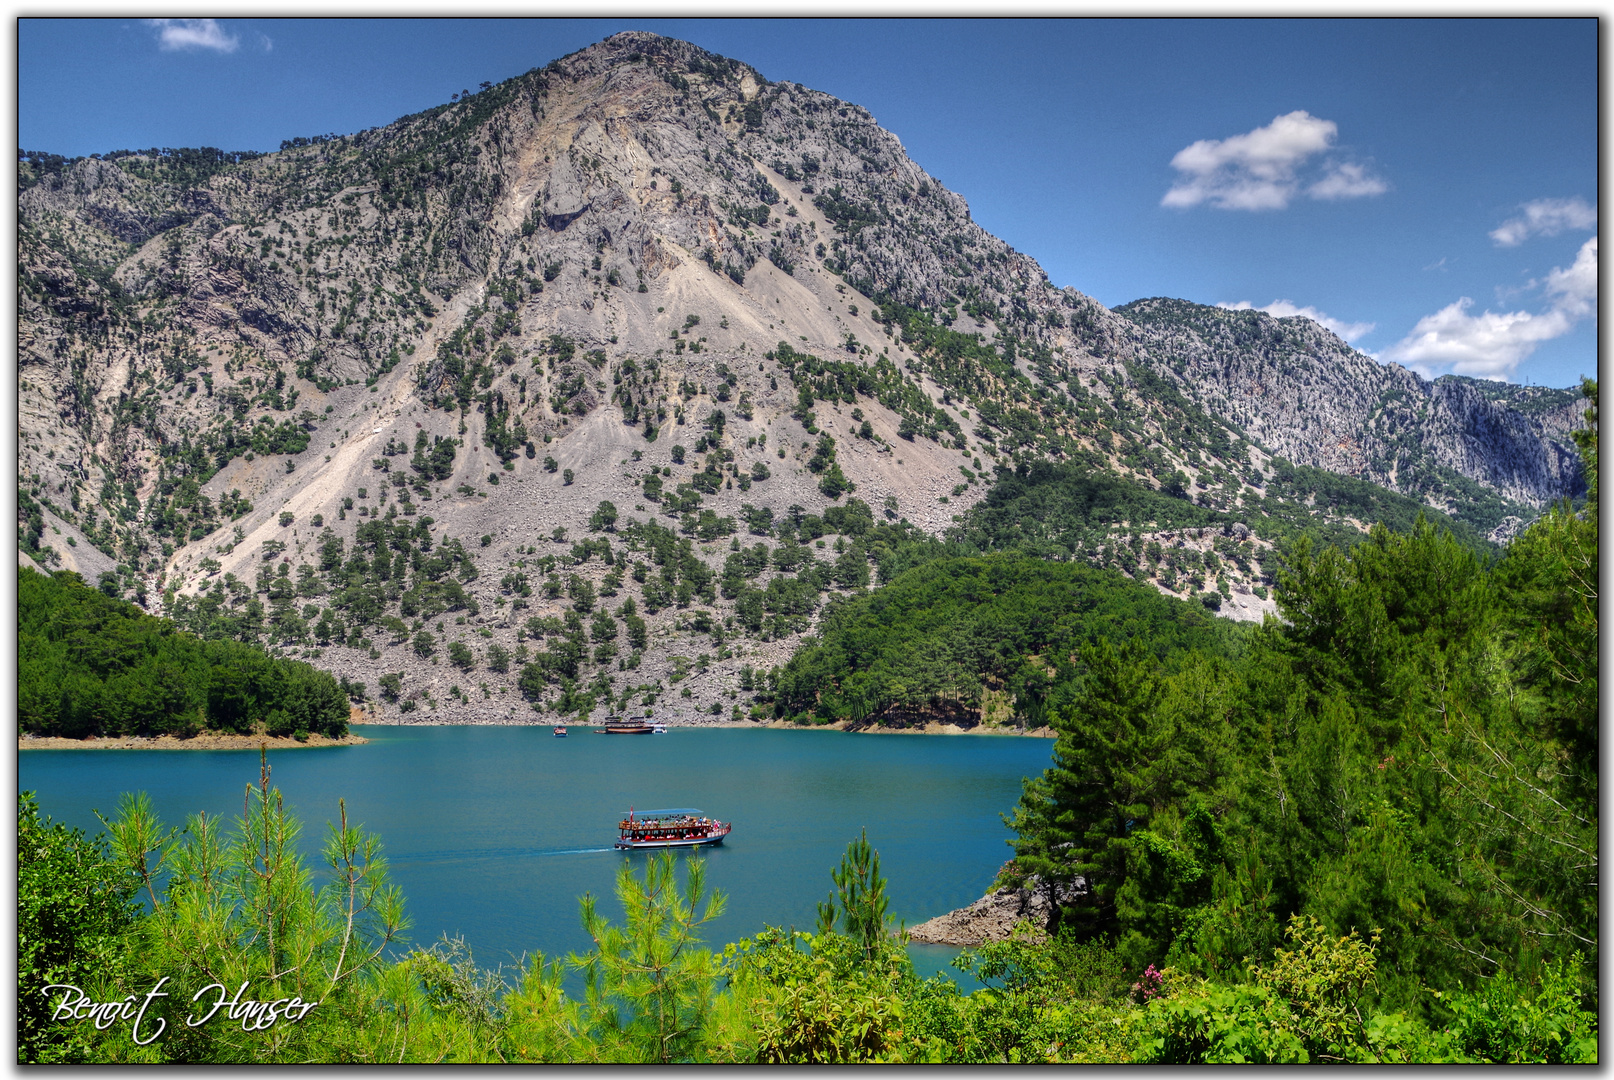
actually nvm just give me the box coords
[19,18,1597,388]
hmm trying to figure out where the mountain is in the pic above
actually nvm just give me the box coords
[1112,298,1585,536]
[16,31,1588,726]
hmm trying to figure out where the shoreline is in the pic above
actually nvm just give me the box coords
[18,719,1055,749]
[350,716,1057,738]
[19,732,370,751]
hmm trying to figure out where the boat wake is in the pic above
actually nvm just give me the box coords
[396,844,615,865]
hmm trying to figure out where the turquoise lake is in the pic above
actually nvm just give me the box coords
[20,725,1053,987]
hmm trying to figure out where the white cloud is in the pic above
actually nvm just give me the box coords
[1543,235,1597,317]
[1490,197,1596,247]
[1162,110,1386,211]
[147,18,239,54]
[1309,161,1389,201]
[1382,236,1597,381]
[1216,299,1375,342]
[1382,300,1571,381]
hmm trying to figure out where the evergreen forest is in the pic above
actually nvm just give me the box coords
[19,569,353,740]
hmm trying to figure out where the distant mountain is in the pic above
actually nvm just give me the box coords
[1113,298,1584,534]
[17,31,1587,725]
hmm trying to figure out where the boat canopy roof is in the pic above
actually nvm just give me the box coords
[627,808,703,817]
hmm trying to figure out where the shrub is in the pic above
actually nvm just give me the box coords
[1440,956,1598,1063]
[18,794,138,1063]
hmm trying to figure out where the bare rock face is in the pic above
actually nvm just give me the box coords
[907,876,1083,947]
[1115,298,1587,519]
[541,153,590,228]
[1488,515,1527,545]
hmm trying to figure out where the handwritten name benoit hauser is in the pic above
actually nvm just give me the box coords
[44,979,317,1044]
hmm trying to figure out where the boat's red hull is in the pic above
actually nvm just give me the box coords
[614,833,728,850]
[614,822,732,850]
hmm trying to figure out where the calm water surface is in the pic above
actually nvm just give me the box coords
[20,726,1052,986]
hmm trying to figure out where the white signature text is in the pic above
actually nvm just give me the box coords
[44,978,318,1044]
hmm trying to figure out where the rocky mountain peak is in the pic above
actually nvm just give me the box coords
[17,32,1587,727]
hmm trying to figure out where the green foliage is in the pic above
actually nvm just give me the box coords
[1490,377,1598,810]
[971,929,1133,1003]
[27,758,1595,1065]
[568,851,727,1063]
[1008,503,1599,1022]
[1437,955,1597,1063]
[773,555,1235,726]
[958,458,1492,562]
[1010,643,1238,962]
[1139,916,1444,1064]
[78,755,407,1062]
[18,794,139,1063]
[728,842,914,1063]
[1141,980,1317,1064]
[815,829,894,963]
[165,515,479,654]
[410,430,458,480]
[1253,916,1382,1055]
[812,186,881,238]
[19,568,349,739]
[742,931,906,1064]
[768,339,966,451]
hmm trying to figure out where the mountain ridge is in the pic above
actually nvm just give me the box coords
[16,30,1588,726]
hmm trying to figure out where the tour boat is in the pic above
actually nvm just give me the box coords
[601,719,654,734]
[615,808,732,850]
[553,725,567,737]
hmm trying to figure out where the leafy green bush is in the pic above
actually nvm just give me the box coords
[1438,957,1597,1063]
[1138,916,1463,1064]
[18,794,139,1063]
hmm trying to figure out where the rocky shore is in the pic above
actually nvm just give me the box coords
[907,876,1084,947]
[19,731,369,751]
[349,712,1056,736]
[16,716,1056,747]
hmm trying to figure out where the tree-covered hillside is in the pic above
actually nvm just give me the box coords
[1002,381,1598,1025]
[19,568,352,739]
[769,555,1240,728]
